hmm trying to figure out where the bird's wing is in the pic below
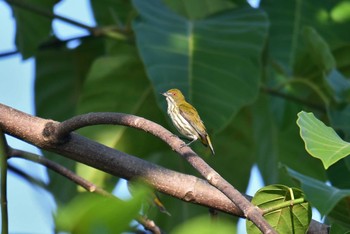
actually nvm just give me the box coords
[179,102,208,142]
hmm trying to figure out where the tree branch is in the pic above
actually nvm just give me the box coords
[5,0,129,40]
[0,129,9,234]
[6,0,94,32]
[0,103,243,215]
[261,86,326,112]
[0,103,328,233]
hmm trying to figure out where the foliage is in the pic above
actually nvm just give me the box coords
[247,185,311,234]
[3,0,350,232]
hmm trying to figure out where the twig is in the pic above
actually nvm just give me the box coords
[5,0,95,33]
[0,50,19,58]
[0,103,329,233]
[45,112,276,233]
[0,129,9,234]
[8,148,163,234]
[261,86,326,112]
[5,0,129,40]
[9,148,105,194]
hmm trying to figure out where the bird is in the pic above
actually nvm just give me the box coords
[162,88,215,155]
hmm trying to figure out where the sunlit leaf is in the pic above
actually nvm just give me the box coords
[296,111,350,169]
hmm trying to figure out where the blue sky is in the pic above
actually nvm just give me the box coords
[0,0,320,233]
[0,1,95,233]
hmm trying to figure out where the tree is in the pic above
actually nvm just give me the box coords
[1,0,350,233]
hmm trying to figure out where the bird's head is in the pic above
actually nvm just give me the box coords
[162,89,186,103]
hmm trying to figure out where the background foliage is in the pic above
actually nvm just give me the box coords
[3,0,350,232]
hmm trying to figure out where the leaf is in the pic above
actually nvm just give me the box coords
[286,167,350,227]
[246,184,311,234]
[132,0,268,133]
[56,188,147,233]
[90,0,134,26]
[172,215,237,234]
[296,111,350,169]
[302,26,336,72]
[261,0,350,69]
[162,0,238,19]
[10,0,57,59]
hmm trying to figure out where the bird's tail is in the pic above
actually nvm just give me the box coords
[205,135,215,155]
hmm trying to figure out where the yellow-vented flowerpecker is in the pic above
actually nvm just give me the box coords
[162,89,215,155]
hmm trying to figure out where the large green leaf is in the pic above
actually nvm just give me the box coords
[35,38,105,203]
[287,167,350,227]
[296,111,350,169]
[9,0,57,59]
[132,0,268,133]
[247,184,311,234]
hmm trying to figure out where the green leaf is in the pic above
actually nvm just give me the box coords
[162,0,238,19]
[132,0,268,133]
[261,0,350,70]
[330,222,350,234]
[56,188,147,233]
[10,0,56,59]
[90,0,134,26]
[172,215,237,234]
[296,111,350,169]
[286,167,350,227]
[252,96,279,184]
[302,26,336,72]
[246,184,311,234]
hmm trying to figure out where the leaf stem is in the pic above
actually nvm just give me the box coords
[262,197,306,215]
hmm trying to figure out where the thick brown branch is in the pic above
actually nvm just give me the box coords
[0,103,328,233]
[0,104,242,215]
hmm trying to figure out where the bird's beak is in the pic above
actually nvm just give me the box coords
[161,92,167,97]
